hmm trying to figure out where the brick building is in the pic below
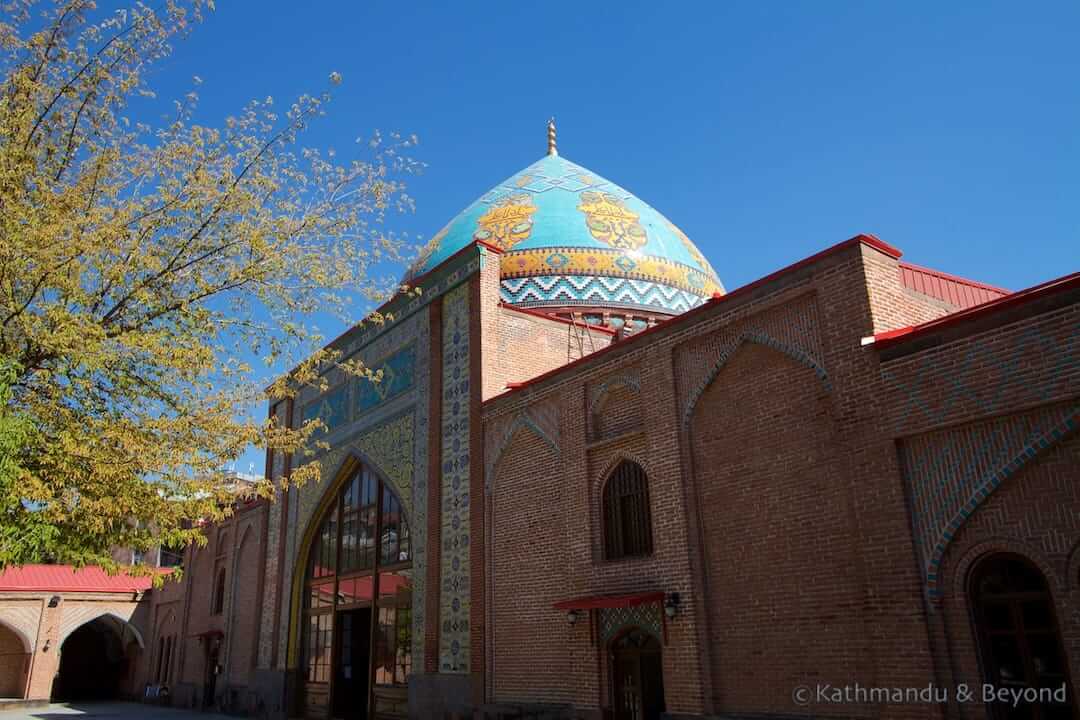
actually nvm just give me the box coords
[0,564,154,703]
[2,126,1077,720]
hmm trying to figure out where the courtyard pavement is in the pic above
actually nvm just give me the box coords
[0,703,235,719]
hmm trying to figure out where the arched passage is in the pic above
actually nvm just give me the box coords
[0,620,29,698]
[52,615,140,701]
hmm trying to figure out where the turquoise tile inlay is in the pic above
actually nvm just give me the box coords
[302,383,349,437]
[356,343,417,415]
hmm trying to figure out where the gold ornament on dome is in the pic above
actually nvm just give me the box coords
[668,219,718,280]
[578,191,648,251]
[473,193,537,251]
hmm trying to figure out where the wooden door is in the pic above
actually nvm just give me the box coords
[611,630,665,720]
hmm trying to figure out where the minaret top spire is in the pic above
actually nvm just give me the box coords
[547,117,557,156]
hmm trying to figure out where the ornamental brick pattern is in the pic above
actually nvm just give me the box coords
[899,400,1080,599]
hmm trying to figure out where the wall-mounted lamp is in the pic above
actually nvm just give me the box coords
[664,592,681,620]
[48,595,60,608]
[566,609,582,626]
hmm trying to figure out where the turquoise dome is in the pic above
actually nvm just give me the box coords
[408,153,724,315]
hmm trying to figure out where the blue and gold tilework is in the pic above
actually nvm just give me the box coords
[404,154,724,315]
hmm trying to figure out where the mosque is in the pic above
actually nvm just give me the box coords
[1,122,1078,720]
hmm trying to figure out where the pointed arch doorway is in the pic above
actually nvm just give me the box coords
[610,629,665,720]
[53,615,141,701]
[299,460,412,720]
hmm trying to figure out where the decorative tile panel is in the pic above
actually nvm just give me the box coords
[439,281,472,673]
[356,343,417,415]
[355,413,414,518]
[301,383,349,438]
[410,316,430,673]
[500,275,707,315]
[599,602,663,645]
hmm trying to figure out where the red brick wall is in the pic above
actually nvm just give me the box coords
[489,428,584,704]
[863,248,961,333]
[153,500,267,709]
[484,240,943,719]
[180,540,215,690]
[689,342,871,716]
[478,247,611,401]
[877,279,1080,716]
[587,373,641,442]
[0,622,27,697]
[934,430,1080,717]
[228,525,262,688]
[150,599,182,686]
[487,306,591,397]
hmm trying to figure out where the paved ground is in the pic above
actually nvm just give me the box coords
[0,702,234,719]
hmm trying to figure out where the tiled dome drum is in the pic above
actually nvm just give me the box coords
[408,149,724,325]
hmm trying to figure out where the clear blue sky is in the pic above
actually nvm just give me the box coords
[146,1,1078,475]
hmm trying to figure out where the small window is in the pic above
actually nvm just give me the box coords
[602,461,653,560]
[212,567,226,615]
[159,545,184,568]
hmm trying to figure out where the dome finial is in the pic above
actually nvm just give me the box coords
[547,117,557,156]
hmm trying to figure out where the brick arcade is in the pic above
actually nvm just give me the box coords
[1,130,1078,720]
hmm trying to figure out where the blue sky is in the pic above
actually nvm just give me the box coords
[144,1,1078,474]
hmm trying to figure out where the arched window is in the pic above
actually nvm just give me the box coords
[300,463,412,719]
[970,553,1075,719]
[603,461,653,560]
[212,567,226,615]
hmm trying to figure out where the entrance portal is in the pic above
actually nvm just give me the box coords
[970,553,1075,720]
[299,462,412,719]
[611,629,665,720]
[53,617,130,701]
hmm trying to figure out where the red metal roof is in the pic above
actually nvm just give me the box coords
[553,591,665,611]
[0,564,155,593]
[871,271,1080,349]
[898,261,1009,309]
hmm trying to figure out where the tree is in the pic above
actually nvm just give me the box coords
[0,0,421,571]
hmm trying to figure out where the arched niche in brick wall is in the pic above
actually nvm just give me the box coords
[681,331,830,428]
[686,341,845,710]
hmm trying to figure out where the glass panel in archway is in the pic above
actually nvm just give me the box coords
[971,554,1075,720]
